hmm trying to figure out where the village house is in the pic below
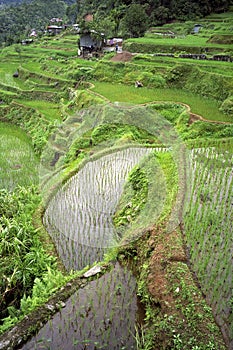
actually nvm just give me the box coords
[79,30,105,56]
[47,25,63,35]
[46,18,64,35]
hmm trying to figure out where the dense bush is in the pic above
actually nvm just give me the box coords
[0,186,56,323]
[220,96,233,116]
[0,106,57,154]
[180,120,233,140]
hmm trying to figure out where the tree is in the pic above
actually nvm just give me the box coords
[153,6,170,25]
[109,5,127,36]
[121,3,149,38]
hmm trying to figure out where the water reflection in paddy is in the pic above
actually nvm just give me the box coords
[20,263,139,350]
[44,147,154,270]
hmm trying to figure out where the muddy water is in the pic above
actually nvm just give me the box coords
[20,263,139,350]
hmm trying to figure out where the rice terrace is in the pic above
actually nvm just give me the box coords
[0,2,232,349]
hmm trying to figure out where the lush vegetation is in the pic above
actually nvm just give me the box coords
[0,0,69,46]
[0,122,39,190]
[184,140,233,345]
[116,152,226,349]
[74,0,232,34]
[0,6,232,350]
[1,0,232,47]
[0,186,55,327]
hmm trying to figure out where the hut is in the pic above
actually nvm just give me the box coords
[79,30,104,56]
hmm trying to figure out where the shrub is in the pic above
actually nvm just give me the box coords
[166,64,233,101]
[220,95,233,116]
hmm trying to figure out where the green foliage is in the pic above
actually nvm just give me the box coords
[65,123,158,164]
[0,268,70,335]
[0,0,232,48]
[207,34,233,45]
[166,64,195,88]
[91,123,157,145]
[184,141,233,346]
[123,37,215,55]
[74,0,231,36]
[118,150,226,349]
[124,71,166,88]
[19,268,68,314]
[0,0,68,46]
[166,64,233,102]
[93,60,166,88]
[0,122,39,190]
[0,104,60,155]
[92,82,231,122]
[67,89,104,112]
[113,165,149,228]
[220,95,233,116]
[179,121,233,140]
[121,3,149,38]
[0,186,58,329]
[0,9,232,346]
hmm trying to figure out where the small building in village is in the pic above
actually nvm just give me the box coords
[46,18,65,35]
[78,13,105,57]
[79,30,105,55]
[47,25,63,35]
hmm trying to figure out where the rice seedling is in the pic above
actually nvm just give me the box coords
[44,147,154,270]
[184,139,233,343]
[20,263,138,350]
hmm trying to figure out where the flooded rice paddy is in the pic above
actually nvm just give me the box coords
[20,263,139,350]
[44,147,154,270]
[184,147,233,346]
[19,147,156,349]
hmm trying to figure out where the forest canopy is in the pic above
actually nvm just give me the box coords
[0,0,232,46]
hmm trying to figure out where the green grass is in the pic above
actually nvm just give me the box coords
[0,122,39,190]
[91,82,232,122]
[0,62,32,90]
[14,99,62,122]
[127,34,233,50]
[20,63,70,83]
[132,55,233,76]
